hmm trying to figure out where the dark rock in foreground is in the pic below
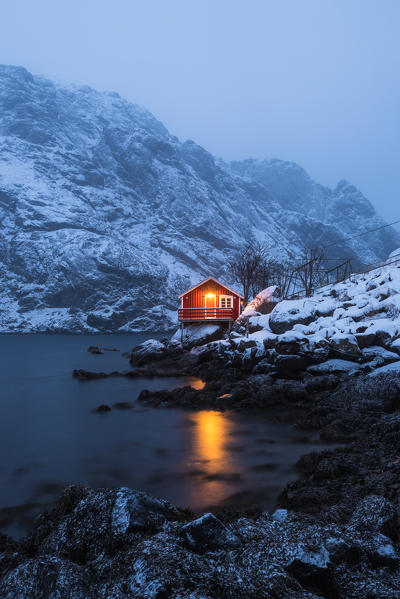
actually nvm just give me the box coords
[1,485,400,598]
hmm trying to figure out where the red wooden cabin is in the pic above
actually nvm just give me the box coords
[178,277,243,322]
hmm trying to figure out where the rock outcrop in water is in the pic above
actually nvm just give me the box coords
[1,483,400,598]
[0,64,399,333]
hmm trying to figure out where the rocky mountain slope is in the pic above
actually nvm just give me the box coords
[0,64,398,333]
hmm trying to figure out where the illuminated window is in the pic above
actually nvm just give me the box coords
[219,295,233,308]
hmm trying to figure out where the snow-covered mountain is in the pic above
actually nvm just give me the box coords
[0,65,398,332]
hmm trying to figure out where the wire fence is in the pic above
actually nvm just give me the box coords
[282,250,400,301]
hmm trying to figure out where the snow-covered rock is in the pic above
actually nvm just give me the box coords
[0,65,399,332]
[367,362,400,377]
[270,299,318,334]
[171,323,223,347]
[242,286,280,316]
[361,346,400,364]
[307,359,361,375]
[182,513,240,551]
[130,339,167,366]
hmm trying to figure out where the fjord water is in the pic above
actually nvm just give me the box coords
[0,334,330,538]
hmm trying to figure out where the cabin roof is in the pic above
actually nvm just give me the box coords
[179,277,244,299]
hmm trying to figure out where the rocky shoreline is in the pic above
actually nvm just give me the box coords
[4,261,400,597]
[2,335,400,597]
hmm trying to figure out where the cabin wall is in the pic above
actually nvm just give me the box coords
[182,281,241,320]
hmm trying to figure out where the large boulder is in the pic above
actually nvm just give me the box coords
[182,513,240,552]
[36,487,181,560]
[233,288,280,335]
[329,333,361,360]
[243,286,280,315]
[307,359,361,375]
[361,346,400,364]
[285,544,333,599]
[270,299,317,334]
[171,323,224,348]
[111,488,180,536]
[130,338,166,366]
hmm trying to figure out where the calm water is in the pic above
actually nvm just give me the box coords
[0,334,331,538]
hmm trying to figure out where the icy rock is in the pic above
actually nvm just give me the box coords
[355,331,377,348]
[172,324,224,348]
[368,362,400,377]
[315,299,336,317]
[272,509,288,523]
[130,339,166,366]
[229,331,242,339]
[368,320,400,347]
[301,336,330,364]
[329,333,361,359]
[307,359,360,375]
[275,331,306,355]
[270,299,317,334]
[361,346,400,364]
[111,488,180,536]
[390,337,400,355]
[182,513,240,551]
[242,286,280,315]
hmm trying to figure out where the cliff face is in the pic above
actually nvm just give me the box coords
[0,65,398,332]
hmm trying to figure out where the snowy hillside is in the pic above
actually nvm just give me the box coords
[229,249,400,377]
[0,65,399,333]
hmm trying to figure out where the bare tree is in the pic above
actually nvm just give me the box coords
[295,247,325,296]
[228,241,270,304]
[269,259,295,298]
[228,241,296,303]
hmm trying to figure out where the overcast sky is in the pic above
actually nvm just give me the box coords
[1,0,399,220]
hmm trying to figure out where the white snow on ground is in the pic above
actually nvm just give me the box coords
[231,252,400,376]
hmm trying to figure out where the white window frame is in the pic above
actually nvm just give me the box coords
[219,295,233,308]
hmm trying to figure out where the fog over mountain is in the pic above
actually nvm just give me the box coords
[0,65,398,332]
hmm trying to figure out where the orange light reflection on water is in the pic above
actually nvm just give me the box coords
[186,410,238,509]
[186,377,206,390]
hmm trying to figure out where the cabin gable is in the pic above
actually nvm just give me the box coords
[179,277,242,322]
